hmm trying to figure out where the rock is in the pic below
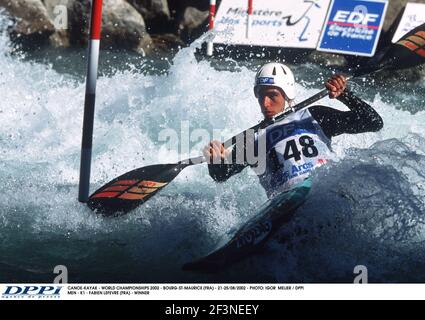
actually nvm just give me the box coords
[179,6,209,33]
[68,0,153,54]
[127,0,172,33]
[178,6,209,43]
[102,0,153,54]
[168,0,210,14]
[307,51,347,67]
[0,0,55,45]
[127,0,170,21]
[150,32,185,54]
[167,0,211,34]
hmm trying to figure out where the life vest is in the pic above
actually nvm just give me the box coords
[254,107,334,198]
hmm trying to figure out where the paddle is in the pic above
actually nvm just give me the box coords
[87,23,425,216]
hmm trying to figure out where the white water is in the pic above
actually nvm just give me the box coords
[0,14,424,282]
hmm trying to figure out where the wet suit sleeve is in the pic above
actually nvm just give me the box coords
[207,146,249,182]
[308,89,384,139]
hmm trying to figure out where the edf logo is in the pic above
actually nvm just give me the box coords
[333,10,379,25]
[317,0,388,57]
[3,286,62,297]
[257,77,275,85]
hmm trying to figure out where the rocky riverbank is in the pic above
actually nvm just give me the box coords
[0,0,424,65]
[0,0,214,55]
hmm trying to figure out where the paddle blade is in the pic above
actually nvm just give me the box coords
[351,23,425,77]
[87,163,186,216]
[382,23,425,70]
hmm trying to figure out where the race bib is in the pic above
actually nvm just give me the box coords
[256,108,333,197]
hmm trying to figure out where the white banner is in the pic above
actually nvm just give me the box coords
[213,0,331,49]
[1,283,425,300]
[392,2,425,43]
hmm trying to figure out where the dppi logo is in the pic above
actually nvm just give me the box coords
[2,286,62,299]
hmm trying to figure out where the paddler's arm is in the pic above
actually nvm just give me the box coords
[204,141,248,182]
[309,75,383,138]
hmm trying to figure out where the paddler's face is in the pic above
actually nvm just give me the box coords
[257,87,286,120]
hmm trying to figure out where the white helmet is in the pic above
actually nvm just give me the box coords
[254,63,296,100]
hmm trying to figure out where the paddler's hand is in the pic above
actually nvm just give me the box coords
[325,74,347,99]
[203,140,230,164]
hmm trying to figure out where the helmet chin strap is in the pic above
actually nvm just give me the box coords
[271,100,294,121]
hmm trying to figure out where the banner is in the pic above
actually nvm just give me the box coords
[1,283,425,300]
[317,0,388,56]
[392,2,425,43]
[212,0,331,49]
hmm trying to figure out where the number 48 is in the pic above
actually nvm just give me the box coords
[284,135,318,161]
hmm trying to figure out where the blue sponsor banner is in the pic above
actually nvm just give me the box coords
[317,0,388,56]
